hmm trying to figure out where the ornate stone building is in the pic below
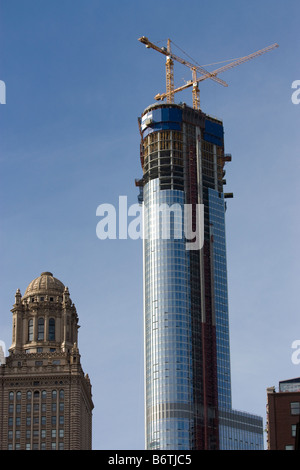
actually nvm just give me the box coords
[0,272,93,450]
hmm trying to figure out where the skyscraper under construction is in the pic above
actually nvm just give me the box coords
[136,102,263,450]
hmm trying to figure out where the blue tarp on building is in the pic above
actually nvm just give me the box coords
[203,119,224,146]
[142,107,183,137]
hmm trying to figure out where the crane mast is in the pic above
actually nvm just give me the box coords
[165,39,174,104]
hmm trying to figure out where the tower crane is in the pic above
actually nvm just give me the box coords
[138,37,279,110]
[138,36,228,108]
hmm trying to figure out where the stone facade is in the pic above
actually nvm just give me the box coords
[0,272,93,450]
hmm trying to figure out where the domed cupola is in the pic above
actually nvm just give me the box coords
[9,272,78,355]
[22,272,65,302]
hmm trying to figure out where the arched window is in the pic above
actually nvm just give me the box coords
[28,319,33,342]
[49,318,55,341]
[38,318,44,341]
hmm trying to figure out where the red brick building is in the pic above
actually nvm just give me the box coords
[266,378,300,450]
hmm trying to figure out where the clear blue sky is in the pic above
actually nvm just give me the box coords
[0,0,299,450]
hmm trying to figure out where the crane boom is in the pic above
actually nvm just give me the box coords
[155,42,279,105]
[211,42,279,76]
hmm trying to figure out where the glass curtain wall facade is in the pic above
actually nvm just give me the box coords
[143,180,194,449]
[208,188,232,410]
[219,409,264,450]
[137,103,263,450]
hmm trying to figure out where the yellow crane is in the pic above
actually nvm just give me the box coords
[138,37,279,110]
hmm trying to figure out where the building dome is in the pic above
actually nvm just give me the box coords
[23,272,65,299]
